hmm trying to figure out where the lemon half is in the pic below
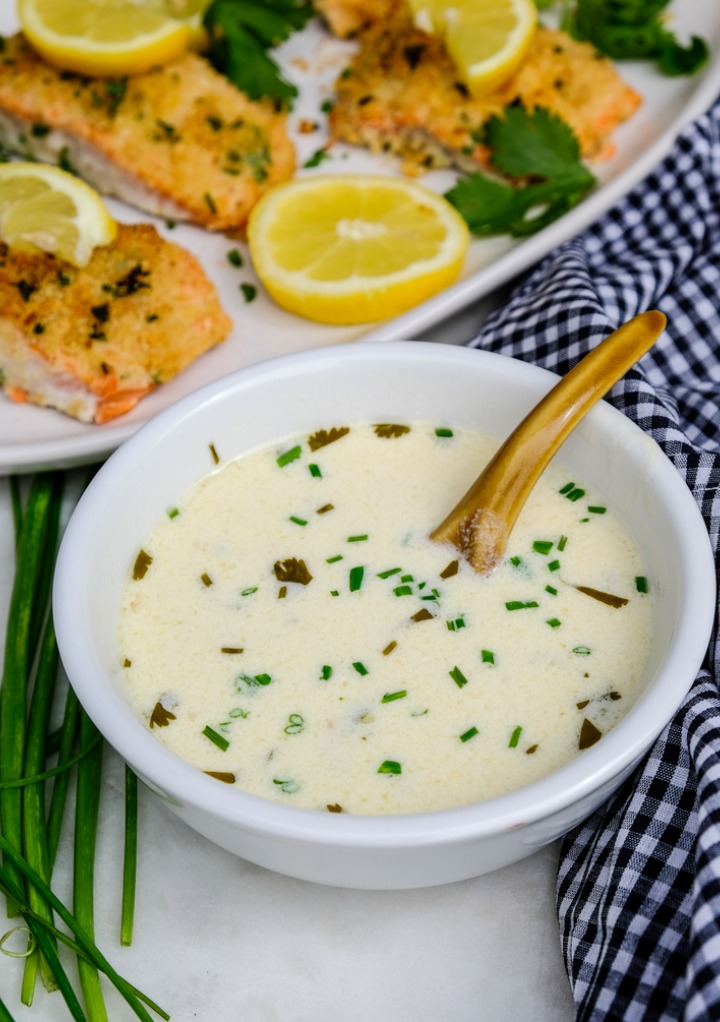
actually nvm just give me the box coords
[408,0,537,95]
[17,0,194,77]
[247,174,470,325]
[0,163,117,266]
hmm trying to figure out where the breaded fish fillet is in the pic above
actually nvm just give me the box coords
[0,34,296,232]
[0,223,231,423]
[328,10,641,174]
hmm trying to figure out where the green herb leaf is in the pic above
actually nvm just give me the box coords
[445,106,596,237]
[202,0,313,103]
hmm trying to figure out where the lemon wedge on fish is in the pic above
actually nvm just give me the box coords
[247,174,470,325]
[17,0,197,77]
[407,0,536,95]
[0,163,117,267]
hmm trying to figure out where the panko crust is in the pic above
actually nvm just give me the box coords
[328,8,641,174]
[0,34,296,231]
[0,223,232,423]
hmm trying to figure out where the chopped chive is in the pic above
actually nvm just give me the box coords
[400,574,414,582]
[273,778,299,793]
[200,572,212,587]
[377,760,402,775]
[202,726,229,751]
[532,540,553,554]
[567,488,585,501]
[308,463,322,478]
[289,515,307,526]
[587,506,606,514]
[509,555,522,567]
[320,665,332,680]
[460,726,478,743]
[277,445,302,467]
[167,508,179,519]
[347,535,368,543]
[278,586,287,599]
[481,649,495,665]
[548,560,561,572]
[558,535,568,551]
[220,646,244,654]
[393,585,413,597]
[382,641,397,656]
[435,427,454,437]
[241,586,258,596]
[330,590,339,597]
[446,616,466,631]
[420,588,441,602]
[283,714,305,735]
[381,690,407,703]
[349,566,364,591]
[573,646,592,656]
[326,554,343,563]
[377,567,402,578]
[508,726,523,748]
[209,442,220,464]
[559,482,574,494]
[546,618,562,628]
[505,600,539,610]
[635,576,649,593]
[545,585,558,595]
[132,549,152,580]
[449,666,469,688]
[352,662,368,676]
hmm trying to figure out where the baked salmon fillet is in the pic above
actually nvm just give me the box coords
[0,223,231,424]
[0,34,296,232]
[327,9,642,174]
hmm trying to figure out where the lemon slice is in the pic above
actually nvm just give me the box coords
[0,163,117,266]
[247,175,470,325]
[407,0,536,95]
[17,0,193,77]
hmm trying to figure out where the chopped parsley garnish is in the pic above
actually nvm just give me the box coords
[274,558,313,584]
[227,248,244,267]
[132,550,153,580]
[308,426,350,450]
[377,760,402,775]
[303,147,332,169]
[150,702,175,728]
[240,282,257,302]
[445,106,596,237]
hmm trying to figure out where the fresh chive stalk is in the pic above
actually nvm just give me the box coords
[121,766,138,947]
[74,710,108,1020]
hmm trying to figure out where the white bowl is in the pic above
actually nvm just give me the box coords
[53,342,715,890]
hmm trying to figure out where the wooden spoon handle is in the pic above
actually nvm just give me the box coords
[430,309,667,572]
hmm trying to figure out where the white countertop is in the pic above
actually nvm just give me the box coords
[0,293,577,1021]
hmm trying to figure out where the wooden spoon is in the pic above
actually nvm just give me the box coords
[430,309,667,574]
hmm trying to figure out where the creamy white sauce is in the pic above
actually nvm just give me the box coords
[117,422,653,815]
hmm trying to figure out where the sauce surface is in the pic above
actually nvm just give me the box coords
[117,422,653,814]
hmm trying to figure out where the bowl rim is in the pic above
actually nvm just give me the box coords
[53,341,717,849]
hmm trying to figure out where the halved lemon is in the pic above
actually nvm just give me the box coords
[17,0,194,77]
[0,163,117,266]
[407,0,537,95]
[247,175,470,325]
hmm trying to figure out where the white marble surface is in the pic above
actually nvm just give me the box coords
[0,293,576,1020]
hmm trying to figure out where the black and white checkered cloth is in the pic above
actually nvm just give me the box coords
[466,99,720,1020]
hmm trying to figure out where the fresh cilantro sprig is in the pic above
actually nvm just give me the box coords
[202,0,314,103]
[444,106,596,238]
[558,0,708,76]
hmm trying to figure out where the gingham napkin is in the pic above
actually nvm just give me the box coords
[465,98,720,1020]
